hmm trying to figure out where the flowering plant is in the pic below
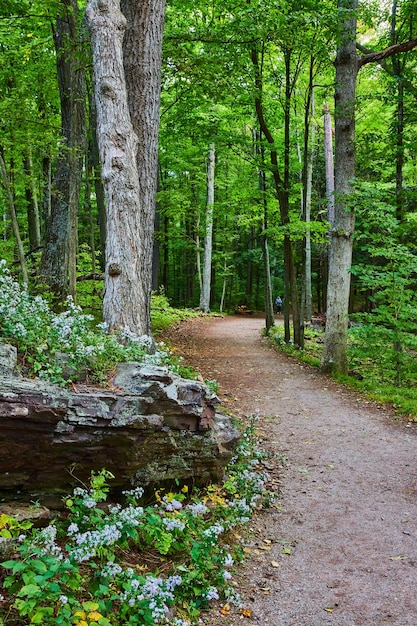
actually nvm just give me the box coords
[0,261,176,386]
[1,420,273,625]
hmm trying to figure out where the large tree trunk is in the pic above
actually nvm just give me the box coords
[40,0,86,302]
[321,0,358,373]
[199,143,215,313]
[120,0,167,335]
[86,0,150,338]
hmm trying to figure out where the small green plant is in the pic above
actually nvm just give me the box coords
[0,261,188,386]
[0,514,32,539]
[1,420,272,625]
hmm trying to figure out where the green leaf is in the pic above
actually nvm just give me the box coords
[18,583,41,598]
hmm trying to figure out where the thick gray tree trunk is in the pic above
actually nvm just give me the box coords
[321,0,358,373]
[120,0,167,335]
[199,143,215,313]
[86,0,149,337]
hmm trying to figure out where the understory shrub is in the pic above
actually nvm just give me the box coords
[1,418,272,625]
[0,261,193,386]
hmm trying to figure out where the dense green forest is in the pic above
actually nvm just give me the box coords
[0,0,417,377]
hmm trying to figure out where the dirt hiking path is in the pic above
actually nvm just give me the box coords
[165,315,417,626]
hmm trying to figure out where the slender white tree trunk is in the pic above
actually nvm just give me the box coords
[86,0,147,338]
[199,143,215,313]
[323,102,335,227]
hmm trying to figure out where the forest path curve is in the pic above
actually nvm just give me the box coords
[164,315,417,626]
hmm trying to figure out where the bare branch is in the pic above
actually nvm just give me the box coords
[358,38,417,68]
[356,42,417,98]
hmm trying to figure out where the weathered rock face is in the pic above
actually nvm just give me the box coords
[0,361,240,506]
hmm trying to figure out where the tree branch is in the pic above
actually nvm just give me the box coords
[356,42,417,98]
[358,37,417,68]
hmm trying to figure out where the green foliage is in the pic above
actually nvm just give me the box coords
[1,424,272,625]
[0,261,180,386]
[0,514,32,540]
[151,292,197,333]
[351,182,417,387]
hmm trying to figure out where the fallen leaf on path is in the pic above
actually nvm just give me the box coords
[282,547,292,555]
[219,603,230,615]
[271,560,280,568]
[239,608,253,618]
[324,606,334,613]
[389,555,406,561]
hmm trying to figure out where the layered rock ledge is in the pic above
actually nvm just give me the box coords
[0,360,240,506]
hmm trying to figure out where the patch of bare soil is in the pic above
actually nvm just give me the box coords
[164,315,417,626]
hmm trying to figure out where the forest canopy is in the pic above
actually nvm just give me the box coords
[0,0,416,374]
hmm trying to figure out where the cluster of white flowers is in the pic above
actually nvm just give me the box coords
[203,523,224,544]
[120,573,183,623]
[224,586,242,607]
[204,586,219,601]
[122,486,144,502]
[162,497,183,512]
[110,504,144,527]
[32,524,63,560]
[101,561,123,579]
[73,487,99,509]
[70,523,122,563]
[185,501,208,517]
[162,517,185,532]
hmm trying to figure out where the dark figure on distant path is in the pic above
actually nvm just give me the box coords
[275,296,282,314]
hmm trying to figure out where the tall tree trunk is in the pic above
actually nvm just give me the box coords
[255,130,274,331]
[301,61,316,323]
[23,150,41,250]
[251,46,302,346]
[0,150,28,284]
[88,85,106,269]
[40,0,86,302]
[323,102,335,228]
[321,0,358,373]
[120,0,167,335]
[391,0,405,222]
[86,0,148,337]
[199,143,215,313]
[304,98,315,323]
[260,167,274,331]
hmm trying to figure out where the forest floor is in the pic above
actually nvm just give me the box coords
[163,314,417,626]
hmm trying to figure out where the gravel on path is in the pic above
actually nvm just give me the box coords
[165,315,417,626]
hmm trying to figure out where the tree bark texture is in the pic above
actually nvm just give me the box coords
[322,0,358,373]
[120,0,167,334]
[86,0,151,338]
[40,0,86,301]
